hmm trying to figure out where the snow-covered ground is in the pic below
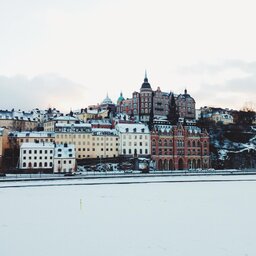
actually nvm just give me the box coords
[1,178,256,256]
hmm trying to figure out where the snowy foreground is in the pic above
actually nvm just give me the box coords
[1,176,256,256]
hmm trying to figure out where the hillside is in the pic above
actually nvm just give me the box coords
[209,125,256,169]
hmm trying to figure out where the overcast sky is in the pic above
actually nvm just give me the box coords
[0,0,255,112]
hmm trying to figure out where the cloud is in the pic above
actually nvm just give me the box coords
[0,74,87,112]
[176,60,256,110]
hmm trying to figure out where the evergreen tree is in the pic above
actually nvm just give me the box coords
[148,92,155,131]
[168,93,179,124]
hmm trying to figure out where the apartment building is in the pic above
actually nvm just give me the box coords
[115,123,150,157]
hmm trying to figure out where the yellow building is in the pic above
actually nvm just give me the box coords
[8,131,55,147]
[55,123,119,159]
[76,109,109,122]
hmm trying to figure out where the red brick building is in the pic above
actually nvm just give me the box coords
[151,123,210,170]
[176,89,196,120]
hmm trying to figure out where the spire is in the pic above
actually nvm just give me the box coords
[184,88,187,94]
[141,70,152,91]
[144,70,148,82]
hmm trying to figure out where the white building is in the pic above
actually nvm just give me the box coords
[115,123,150,157]
[53,144,76,173]
[211,112,234,125]
[19,142,76,173]
[19,143,54,170]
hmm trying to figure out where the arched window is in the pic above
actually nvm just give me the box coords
[188,141,191,147]
[44,162,48,167]
[204,141,207,147]
[152,139,156,146]
[23,162,26,168]
[192,141,196,147]
[159,140,162,146]
[164,140,168,146]
[39,162,42,167]
[34,162,37,167]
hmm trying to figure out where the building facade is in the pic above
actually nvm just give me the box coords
[54,123,119,160]
[19,143,54,170]
[176,89,196,120]
[53,144,76,173]
[44,116,79,132]
[151,123,210,170]
[116,123,150,157]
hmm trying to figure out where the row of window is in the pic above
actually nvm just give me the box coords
[152,140,208,147]
[123,142,148,146]
[123,135,148,139]
[23,156,53,160]
[122,149,148,154]
[23,149,53,154]
[20,138,53,143]
[152,148,208,156]
[22,162,52,168]
[57,160,73,164]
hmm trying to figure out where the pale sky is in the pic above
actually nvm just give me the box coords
[0,0,256,112]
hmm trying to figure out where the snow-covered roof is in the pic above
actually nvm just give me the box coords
[54,116,78,121]
[55,123,91,128]
[11,131,55,138]
[187,126,201,134]
[92,128,118,136]
[154,124,173,132]
[0,109,39,121]
[20,142,55,149]
[101,94,113,105]
[116,123,149,133]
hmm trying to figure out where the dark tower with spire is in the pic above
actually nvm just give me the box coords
[140,70,152,91]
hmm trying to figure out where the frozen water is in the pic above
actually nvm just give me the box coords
[1,179,256,256]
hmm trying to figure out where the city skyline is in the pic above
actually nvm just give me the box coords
[0,0,256,112]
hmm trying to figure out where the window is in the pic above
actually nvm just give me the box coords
[23,162,26,168]
[44,162,47,167]
[23,150,26,154]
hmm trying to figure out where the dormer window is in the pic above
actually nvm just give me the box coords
[125,128,129,133]
[133,128,136,133]
[141,128,145,133]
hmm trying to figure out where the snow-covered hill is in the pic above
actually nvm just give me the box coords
[210,125,256,169]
